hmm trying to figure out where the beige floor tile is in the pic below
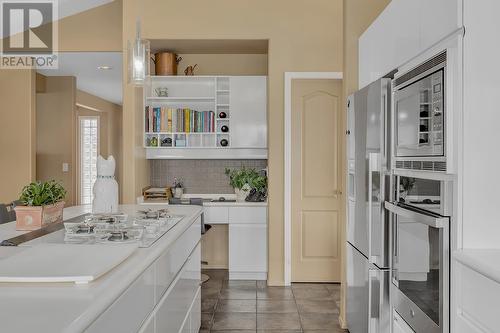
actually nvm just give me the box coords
[257,300,298,313]
[200,313,214,330]
[201,298,218,313]
[217,299,256,313]
[300,312,342,330]
[220,287,257,300]
[296,299,339,314]
[257,287,294,300]
[212,312,257,330]
[257,312,301,330]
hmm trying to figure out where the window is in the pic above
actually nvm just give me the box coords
[79,116,99,205]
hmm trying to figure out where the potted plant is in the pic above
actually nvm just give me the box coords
[172,177,184,199]
[225,167,267,201]
[399,177,415,202]
[14,180,66,231]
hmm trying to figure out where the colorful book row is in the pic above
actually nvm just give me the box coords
[145,107,216,133]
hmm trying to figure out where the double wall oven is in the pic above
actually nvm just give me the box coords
[387,51,452,333]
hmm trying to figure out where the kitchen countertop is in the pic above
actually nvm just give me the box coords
[454,249,500,284]
[0,204,203,333]
[137,193,268,207]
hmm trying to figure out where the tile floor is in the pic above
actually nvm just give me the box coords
[200,269,347,333]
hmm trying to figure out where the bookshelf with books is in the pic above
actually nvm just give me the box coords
[143,76,267,159]
[144,76,231,149]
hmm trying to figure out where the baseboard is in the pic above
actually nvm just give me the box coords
[202,264,228,270]
[229,271,267,280]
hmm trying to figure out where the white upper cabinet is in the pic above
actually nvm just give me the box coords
[229,76,267,149]
[359,0,461,88]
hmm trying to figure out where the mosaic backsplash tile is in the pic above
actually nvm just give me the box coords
[150,159,268,194]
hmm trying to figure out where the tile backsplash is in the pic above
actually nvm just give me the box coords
[150,159,268,194]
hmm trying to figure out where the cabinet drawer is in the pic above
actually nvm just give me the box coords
[156,216,201,300]
[86,264,155,333]
[155,243,201,333]
[228,207,267,224]
[460,264,500,332]
[204,207,228,224]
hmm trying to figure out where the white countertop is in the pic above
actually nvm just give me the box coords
[454,249,500,284]
[0,204,203,333]
[137,193,268,207]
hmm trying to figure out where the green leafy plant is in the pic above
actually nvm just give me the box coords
[19,180,67,206]
[400,177,416,193]
[224,167,267,191]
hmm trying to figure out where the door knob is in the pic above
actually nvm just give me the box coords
[333,190,343,195]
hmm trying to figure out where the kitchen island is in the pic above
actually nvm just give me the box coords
[0,204,203,333]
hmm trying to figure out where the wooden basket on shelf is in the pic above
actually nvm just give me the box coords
[142,186,172,201]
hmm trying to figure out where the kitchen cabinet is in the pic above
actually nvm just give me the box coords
[87,216,201,333]
[229,76,267,149]
[144,76,267,159]
[454,251,500,333]
[155,243,201,333]
[204,205,268,280]
[359,0,461,88]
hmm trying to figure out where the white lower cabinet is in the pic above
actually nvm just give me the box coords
[228,207,267,280]
[87,217,201,333]
[86,264,156,333]
[456,263,500,333]
[155,243,201,333]
[393,309,415,333]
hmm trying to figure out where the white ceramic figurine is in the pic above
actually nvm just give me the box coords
[92,155,119,213]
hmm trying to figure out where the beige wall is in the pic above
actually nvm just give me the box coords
[0,70,36,203]
[58,0,122,52]
[36,79,122,206]
[122,0,344,286]
[36,76,77,206]
[174,54,267,76]
[339,0,391,326]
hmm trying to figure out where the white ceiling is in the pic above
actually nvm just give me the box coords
[38,52,123,105]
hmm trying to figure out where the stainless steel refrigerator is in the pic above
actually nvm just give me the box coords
[346,78,391,333]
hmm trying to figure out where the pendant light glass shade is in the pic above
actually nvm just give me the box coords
[128,21,150,85]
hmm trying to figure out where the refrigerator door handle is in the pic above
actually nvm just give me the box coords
[368,152,380,262]
[368,269,390,333]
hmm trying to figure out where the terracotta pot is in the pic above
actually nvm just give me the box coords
[14,201,65,231]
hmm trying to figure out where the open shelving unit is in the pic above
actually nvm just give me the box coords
[143,76,231,149]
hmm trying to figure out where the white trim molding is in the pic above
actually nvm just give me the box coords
[283,71,343,286]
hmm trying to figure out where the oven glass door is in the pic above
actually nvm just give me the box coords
[392,206,444,325]
[395,69,444,157]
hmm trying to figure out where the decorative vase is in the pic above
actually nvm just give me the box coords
[92,155,119,213]
[235,184,251,202]
[14,201,65,231]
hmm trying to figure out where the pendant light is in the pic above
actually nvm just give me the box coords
[128,19,150,85]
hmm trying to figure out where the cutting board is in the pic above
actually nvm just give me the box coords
[0,243,138,284]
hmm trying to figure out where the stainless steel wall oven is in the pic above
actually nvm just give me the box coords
[385,175,451,333]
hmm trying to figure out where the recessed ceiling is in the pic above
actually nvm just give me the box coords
[38,52,122,105]
[150,39,269,55]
